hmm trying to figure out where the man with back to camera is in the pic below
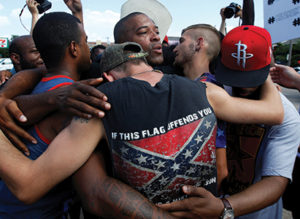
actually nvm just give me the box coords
[0,38,285,219]
[0,11,92,218]
[0,0,109,153]
[159,25,300,219]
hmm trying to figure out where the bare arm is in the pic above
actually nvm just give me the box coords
[159,176,288,218]
[0,68,45,98]
[0,68,45,152]
[26,0,39,35]
[73,150,176,219]
[15,78,109,125]
[0,116,104,204]
[228,176,288,216]
[206,77,284,125]
[241,0,254,25]
[0,68,109,153]
[64,0,83,24]
[219,8,227,36]
[270,64,300,92]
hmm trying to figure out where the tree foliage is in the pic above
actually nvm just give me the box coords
[273,40,300,67]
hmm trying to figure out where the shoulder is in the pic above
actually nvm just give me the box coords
[32,75,74,94]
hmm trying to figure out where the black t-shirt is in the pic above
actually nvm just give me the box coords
[98,74,217,204]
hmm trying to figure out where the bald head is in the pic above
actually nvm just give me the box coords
[114,12,144,43]
[113,12,163,66]
[9,35,44,72]
[9,35,32,56]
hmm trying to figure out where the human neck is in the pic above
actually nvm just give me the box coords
[47,64,80,81]
[128,64,163,87]
[129,64,154,77]
[183,56,210,80]
[14,65,22,73]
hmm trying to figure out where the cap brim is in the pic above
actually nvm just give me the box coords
[215,59,270,88]
[121,0,172,42]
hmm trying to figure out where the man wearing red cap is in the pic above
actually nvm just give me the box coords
[159,25,300,219]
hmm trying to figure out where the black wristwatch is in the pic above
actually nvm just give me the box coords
[220,198,234,219]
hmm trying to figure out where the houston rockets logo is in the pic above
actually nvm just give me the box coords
[111,115,217,204]
[231,41,254,68]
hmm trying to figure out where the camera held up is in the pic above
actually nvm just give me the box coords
[224,2,241,19]
[36,0,52,14]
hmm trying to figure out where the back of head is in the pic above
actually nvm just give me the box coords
[32,12,81,69]
[182,24,221,62]
[91,44,106,63]
[114,12,144,43]
[215,25,272,88]
[100,42,148,75]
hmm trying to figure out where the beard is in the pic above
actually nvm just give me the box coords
[20,57,40,70]
[174,43,196,68]
[146,52,164,66]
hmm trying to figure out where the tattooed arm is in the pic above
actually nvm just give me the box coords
[72,149,175,219]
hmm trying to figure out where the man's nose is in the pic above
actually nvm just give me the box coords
[150,30,160,42]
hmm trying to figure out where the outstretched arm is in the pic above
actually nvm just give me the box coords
[0,116,104,204]
[206,76,284,125]
[73,150,176,219]
[270,64,300,92]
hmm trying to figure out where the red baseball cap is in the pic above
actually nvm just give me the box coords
[215,25,272,87]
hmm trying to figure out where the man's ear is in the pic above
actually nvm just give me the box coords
[10,53,20,65]
[103,72,115,82]
[195,37,204,52]
[69,41,79,57]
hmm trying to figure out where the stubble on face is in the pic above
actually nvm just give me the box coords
[174,34,196,68]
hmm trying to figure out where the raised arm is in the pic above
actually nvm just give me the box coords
[73,150,176,219]
[0,116,104,204]
[64,0,83,24]
[26,0,39,35]
[219,7,227,36]
[241,0,254,25]
[206,76,284,125]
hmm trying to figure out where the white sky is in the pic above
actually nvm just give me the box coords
[0,0,264,42]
